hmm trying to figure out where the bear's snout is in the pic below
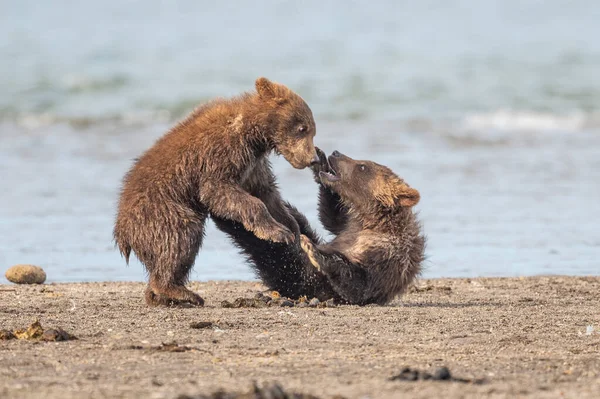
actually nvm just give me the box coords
[310,153,320,166]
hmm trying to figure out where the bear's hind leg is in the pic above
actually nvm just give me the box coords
[146,282,204,307]
[145,212,207,307]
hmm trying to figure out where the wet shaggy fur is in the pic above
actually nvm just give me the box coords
[113,77,319,307]
[212,204,341,302]
[216,148,426,305]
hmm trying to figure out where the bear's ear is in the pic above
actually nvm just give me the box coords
[255,77,289,104]
[397,186,420,208]
[376,179,420,208]
[256,77,278,99]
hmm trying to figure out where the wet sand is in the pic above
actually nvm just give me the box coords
[1,277,599,398]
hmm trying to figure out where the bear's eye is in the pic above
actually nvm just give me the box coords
[359,164,367,172]
[297,125,307,134]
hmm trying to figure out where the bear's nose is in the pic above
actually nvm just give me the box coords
[310,153,320,166]
[331,150,342,157]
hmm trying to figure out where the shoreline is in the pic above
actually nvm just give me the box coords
[1,276,599,398]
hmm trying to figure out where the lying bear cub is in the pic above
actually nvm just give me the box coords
[214,148,426,305]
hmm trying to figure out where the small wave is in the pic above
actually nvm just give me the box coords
[461,110,598,132]
[5,107,600,135]
[11,110,172,130]
[63,74,129,93]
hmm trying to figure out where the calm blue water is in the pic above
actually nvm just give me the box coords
[1,1,599,283]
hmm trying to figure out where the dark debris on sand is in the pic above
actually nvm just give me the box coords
[41,327,77,342]
[0,320,77,341]
[408,285,452,294]
[221,292,336,309]
[0,329,16,340]
[124,341,202,353]
[190,321,215,329]
[176,382,344,399]
[389,367,485,384]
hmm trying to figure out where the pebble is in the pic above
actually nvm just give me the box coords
[279,300,294,307]
[259,295,271,304]
[5,264,46,284]
[432,366,452,380]
[324,298,336,307]
[41,328,76,342]
[308,298,320,307]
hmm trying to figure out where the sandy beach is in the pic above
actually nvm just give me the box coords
[2,2,599,398]
[1,276,598,398]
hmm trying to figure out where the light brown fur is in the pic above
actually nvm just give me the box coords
[113,78,319,306]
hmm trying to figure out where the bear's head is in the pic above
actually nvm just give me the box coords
[255,77,319,169]
[319,151,420,210]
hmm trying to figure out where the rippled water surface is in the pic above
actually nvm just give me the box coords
[1,1,599,282]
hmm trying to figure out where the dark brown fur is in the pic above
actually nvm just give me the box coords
[216,148,425,305]
[113,78,319,306]
[212,203,341,302]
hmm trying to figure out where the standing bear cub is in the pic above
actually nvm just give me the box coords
[215,149,426,305]
[114,78,319,307]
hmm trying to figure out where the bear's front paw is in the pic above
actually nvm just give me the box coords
[259,222,295,244]
[299,234,313,251]
[310,147,332,179]
[300,234,321,271]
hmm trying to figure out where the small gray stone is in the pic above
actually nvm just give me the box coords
[432,366,451,380]
[5,264,46,284]
[324,298,336,307]
[41,328,77,342]
[279,300,294,307]
[308,298,320,307]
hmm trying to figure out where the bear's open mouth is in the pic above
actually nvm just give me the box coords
[319,170,339,182]
[319,157,340,182]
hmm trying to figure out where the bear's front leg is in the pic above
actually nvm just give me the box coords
[244,157,301,239]
[260,191,301,238]
[299,234,369,305]
[299,234,347,274]
[311,147,349,235]
[203,182,295,244]
[284,202,322,244]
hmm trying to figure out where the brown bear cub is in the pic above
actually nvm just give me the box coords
[300,149,426,305]
[214,148,425,305]
[114,78,319,307]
